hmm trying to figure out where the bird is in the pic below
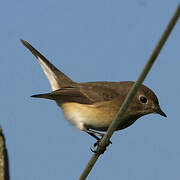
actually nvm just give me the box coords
[20,39,166,150]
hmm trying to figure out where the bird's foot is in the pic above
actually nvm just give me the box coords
[93,138,112,147]
[90,138,112,154]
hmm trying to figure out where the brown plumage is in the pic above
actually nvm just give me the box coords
[20,39,166,141]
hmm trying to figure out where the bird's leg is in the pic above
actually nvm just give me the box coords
[85,129,105,139]
[86,131,100,141]
[85,129,112,154]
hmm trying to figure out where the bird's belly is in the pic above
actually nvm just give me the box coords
[60,102,117,131]
[60,102,139,132]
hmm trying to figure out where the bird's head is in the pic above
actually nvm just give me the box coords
[122,82,167,118]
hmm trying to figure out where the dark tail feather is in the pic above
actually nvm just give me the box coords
[20,39,75,90]
[31,93,55,100]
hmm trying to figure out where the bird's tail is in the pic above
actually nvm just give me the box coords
[31,93,55,100]
[20,39,74,91]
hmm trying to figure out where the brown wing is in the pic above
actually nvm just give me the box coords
[31,82,120,104]
[78,83,120,102]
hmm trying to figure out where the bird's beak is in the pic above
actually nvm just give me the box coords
[155,107,167,117]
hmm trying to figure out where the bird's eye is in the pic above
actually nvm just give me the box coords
[139,96,148,104]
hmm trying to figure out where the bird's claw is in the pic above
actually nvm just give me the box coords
[90,139,112,154]
[90,146,107,154]
[93,139,112,148]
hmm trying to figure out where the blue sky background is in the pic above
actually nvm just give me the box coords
[0,1,180,179]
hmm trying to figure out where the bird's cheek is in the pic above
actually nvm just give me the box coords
[126,106,142,116]
[130,104,142,112]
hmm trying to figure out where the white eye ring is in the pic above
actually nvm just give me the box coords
[139,95,148,104]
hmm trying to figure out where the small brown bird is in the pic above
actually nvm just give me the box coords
[20,39,166,143]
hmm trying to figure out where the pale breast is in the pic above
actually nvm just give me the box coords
[60,102,118,131]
